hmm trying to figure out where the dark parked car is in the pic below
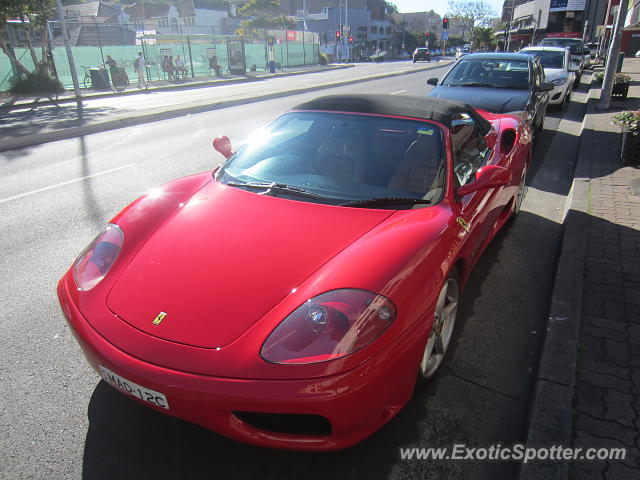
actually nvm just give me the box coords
[413,48,431,62]
[426,53,553,141]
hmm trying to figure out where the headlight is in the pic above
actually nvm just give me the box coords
[551,76,568,86]
[73,223,124,291]
[261,289,397,364]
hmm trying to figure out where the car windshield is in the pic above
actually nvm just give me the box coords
[442,58,530,89]
[524,50,565,69]
[216,112,446,209]
[540,39,582,55]
[416,49,428,53]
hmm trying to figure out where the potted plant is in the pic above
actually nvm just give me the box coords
[611,72,631,99]
[613,110,640,164]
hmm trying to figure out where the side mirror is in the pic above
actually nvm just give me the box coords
[456,165,511,197]
[538,82,554,92]
[427,77,438,86]
[213,135,233,159]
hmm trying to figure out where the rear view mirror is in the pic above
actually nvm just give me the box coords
[213,135,233,159]
[456,165,511,198]
[427,77,438,86]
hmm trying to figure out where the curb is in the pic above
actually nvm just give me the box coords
[0,60,452,152]
[517,78,596,479]
[0,64,355,111]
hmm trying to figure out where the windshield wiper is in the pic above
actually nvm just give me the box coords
[340,197,432,208]
[458,82,500,88]
[225,181,325,200]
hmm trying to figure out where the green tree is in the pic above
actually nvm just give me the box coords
[0,0,56,76]
[237,0,295,33]
[471,26,495,50]
[447,0,496,41]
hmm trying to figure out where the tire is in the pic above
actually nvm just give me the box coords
[561,90,570,110]
[416,270,460,386]
[413,59,417,63]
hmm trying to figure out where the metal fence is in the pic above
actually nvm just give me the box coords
[0,22,321,91]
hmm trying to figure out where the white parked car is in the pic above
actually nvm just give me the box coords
[520,46,576,109]
[538,37,585,85]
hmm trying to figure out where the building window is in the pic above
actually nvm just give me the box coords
[371,26,377,34]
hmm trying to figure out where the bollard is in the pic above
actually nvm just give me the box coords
[617,52,625,72]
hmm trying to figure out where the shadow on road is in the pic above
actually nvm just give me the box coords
[0,103,119,139]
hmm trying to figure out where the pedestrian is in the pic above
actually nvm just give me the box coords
[209,54,222,77]
[103,54,128,90]
[168,55,176,81]
[103,54,117,75]
[175,54,187,79]
[134,51,147,89]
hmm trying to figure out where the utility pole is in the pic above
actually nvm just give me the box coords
[506,0,514,51]
[55,0,82,109]
[599,0,629,109]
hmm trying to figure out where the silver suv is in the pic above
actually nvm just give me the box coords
[538,37,586,83]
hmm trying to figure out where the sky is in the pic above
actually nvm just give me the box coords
[390,0,505,18]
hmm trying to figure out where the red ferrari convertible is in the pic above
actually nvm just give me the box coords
[58,95,531,451]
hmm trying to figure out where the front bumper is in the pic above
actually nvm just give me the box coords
[58,278,424,451]
[548,84,569,104]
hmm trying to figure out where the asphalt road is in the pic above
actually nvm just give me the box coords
[0,64,586,480]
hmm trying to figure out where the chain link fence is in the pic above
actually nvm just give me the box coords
[0,22,321,91]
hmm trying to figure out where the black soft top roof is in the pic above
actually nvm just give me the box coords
[292,94,491,134]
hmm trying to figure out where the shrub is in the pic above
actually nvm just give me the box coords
[319,52,328,65]
[614,72,631,84]
[613,110,640,135]
[9,71,64,96]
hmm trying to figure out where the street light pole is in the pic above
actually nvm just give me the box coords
[55,0,82,110]
[599,0,629,109]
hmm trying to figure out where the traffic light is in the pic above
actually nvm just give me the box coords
[443,17,449,29]
[348,36,353,44]
[335,30,341,40]
[425,32,430,39]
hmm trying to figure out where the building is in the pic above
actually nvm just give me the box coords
[58,1,135,46]
[287,1,394,56]
[497,0,609,50]
[390,11,471,40]
[123,0,229,35]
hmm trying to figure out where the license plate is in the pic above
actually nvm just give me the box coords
[99,365,170,410]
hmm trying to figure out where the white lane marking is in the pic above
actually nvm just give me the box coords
[390,89,407,95]
[0,163,135,205]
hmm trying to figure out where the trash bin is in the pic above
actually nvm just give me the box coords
[617,52,625,73]
[89,68,110,90]
[111,67,129,88]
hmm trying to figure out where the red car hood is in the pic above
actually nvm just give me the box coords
[107,181,393,348]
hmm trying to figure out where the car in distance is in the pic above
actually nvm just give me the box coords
[427,52,552,142]
[520,46,575,108]
[538,37,586,84]
[413,47,431,62]
[57,94,532,451]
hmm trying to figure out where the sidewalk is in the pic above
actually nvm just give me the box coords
[0,60,452,152]
[0,63,351,110]
[521,58,640,479]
